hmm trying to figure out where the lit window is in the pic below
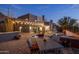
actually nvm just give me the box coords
[45,26,50,30]
[29,26,32,30]
[40,27,42,31]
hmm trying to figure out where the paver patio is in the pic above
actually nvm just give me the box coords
[0,33,31,54]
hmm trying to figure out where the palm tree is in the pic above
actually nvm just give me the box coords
[58,17,69,33]
[58,16,77,34]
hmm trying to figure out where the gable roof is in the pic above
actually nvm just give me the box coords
[0,12,6,19]
[17,13,37,19]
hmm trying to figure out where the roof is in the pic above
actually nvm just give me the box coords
[0,12,13,19]
[0,12,6,19]
[44,21,50,25]
[17,13,37,19]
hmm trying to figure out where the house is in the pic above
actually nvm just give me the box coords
[13,13,53,34]
[0,12,54,34]
[0,12,14,32]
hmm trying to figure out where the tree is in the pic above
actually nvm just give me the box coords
[73,22,79,33]
[58,16,77,33]
[68,19,77,31]
[58,17,69,30]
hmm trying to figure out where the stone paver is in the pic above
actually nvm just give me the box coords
[0,33,31,54]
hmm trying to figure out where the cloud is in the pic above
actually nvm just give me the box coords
[70,4,79,9]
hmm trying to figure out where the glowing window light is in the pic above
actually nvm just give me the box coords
[21,22,23,24]
[40,27,42,31]
[29,26,32,30]
[19,26,22,32]
[45,26,50,30]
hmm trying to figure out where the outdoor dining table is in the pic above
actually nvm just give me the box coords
[35,37,64,53]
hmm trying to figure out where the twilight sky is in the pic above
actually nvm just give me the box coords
[0,4,79,23]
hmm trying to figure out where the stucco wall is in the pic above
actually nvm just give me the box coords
[66,30,79,38]
[0,32,20,41]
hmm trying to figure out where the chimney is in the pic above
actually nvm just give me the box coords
[50,20,53,31]
[50,20,53,23]
[42,15,45,21]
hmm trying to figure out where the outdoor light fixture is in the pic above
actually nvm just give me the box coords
[15,21,19,24]
[24,22,27,24]
[21,22,23,24]
[12,21,15,24]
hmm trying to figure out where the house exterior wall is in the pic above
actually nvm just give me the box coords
[13,20,45,33]
[0,17,15,32]
[0,13,54,34]
[5,18,14,32]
